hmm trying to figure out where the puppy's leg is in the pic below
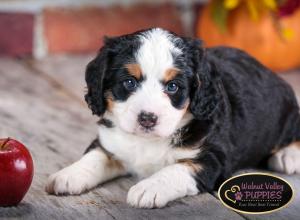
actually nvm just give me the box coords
[46,139,125,195]
[268,141,300,174]
[127,163,200,208]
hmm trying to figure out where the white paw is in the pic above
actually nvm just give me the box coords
[127,164,199,208]
[127,177,175,208]
[268,145,300,174]
[45,165,91,195]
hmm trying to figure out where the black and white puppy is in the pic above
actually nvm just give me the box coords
[46,28,300,208]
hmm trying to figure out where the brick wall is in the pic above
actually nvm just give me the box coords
[0,0,207,58]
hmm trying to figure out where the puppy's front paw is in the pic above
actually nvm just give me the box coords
[45,165,90,195]
[127,178,172,208]
[127,165,199,208]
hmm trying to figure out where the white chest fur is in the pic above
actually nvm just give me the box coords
[98,125,200,177]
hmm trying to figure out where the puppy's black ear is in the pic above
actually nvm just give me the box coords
[85,41,110,116]
[187,39,222,120]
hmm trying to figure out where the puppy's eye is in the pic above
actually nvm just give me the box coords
[165,82,178,94]
[123,78,137,91]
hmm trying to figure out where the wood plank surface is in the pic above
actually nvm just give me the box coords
[30,54,94,101]
[0,58,246,220]
[26,55,300,220]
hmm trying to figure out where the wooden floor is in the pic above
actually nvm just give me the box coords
[0,56,300,220]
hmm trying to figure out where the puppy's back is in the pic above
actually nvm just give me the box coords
[206,46,300,169]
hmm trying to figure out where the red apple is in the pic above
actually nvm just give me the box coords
[0,138,33,207]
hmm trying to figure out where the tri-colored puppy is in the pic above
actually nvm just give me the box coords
[46,28,300,208]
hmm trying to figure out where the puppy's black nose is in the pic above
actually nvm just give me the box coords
[138,111,158,129]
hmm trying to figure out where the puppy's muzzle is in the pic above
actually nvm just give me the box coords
[138,111,158,129]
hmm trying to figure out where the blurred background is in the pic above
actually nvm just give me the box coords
[0,0,300,71]
[1,2,300,217]
[0,0,299,72]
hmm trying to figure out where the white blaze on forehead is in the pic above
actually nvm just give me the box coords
[109,29,188,138]
[136,28,182,80]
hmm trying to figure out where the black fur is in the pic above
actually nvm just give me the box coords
[85,28,300,194]
[85,31,197,113]
[185,47,300,191]
[97,118,114,128]
[85,46,108,116]
[162,72,192,109]
[85,34,141,116]
[84,138,102,154]
[84,138,114,157]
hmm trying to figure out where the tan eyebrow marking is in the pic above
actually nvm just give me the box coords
[125,63,142,79]
[164,68,180,82]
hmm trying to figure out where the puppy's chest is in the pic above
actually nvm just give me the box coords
[98,126,198,177]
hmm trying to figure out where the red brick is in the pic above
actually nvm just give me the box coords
[0,13,34,56]
[43,4,184,53]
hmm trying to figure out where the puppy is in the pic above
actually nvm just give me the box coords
[46,28,300,208]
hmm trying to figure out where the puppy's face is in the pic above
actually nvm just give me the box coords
[85,28,209,138]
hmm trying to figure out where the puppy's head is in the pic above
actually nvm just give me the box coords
[85,28,220,137]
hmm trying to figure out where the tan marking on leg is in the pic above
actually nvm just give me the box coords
[96,146,124,171]
[107,157,124,170]
[177,159,202,173]
[271,146,280,154]
[125,63,142,80]
[294,141,300,149]
[270,142,300,154]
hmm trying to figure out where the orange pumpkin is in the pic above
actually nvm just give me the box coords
[197,3,300,72]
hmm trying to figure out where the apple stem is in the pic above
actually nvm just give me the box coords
[0,137,10,150]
